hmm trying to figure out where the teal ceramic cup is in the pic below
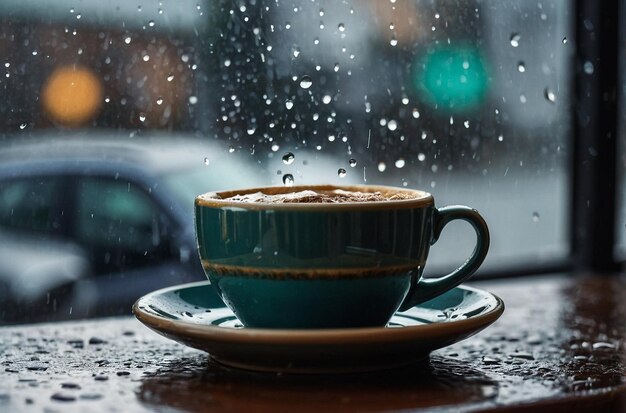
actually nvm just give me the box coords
[195,185,489,329]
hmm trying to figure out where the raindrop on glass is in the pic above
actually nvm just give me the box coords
[247,127,256,135]
[139,113,146,122]
[562,37,567,44]
[285,100,294,110]
[517,62,525,72]
[299,76,312,89]
[510,33,520,47]
[333,63,340,72]
[189,96,198,105]
[167,74,174,82]
[544,88,556,103]
[292,47,300,58]
[583,61,594,75]
[532,212,540,222]
[124,36,132,44]
[377,162,387,172]
[319,9,324,16]
[203,157,210,166]
[412,108,420,119]
[464,120,470,128]
[390,37,398,47]
[19,123,27,130]
[417,153,426,162]
[148,20,155,27]
[156,97,163,105]
[387,120,398,131]
[283,174,294,186]
[401,97,409,105]
[395,158,405,168]
[322,95,332,104]
[349,158,357,167]
[228,146,235,153]
[271,144,280,152]
[282,152,295,165]
[338,23,345,32]
[338,168,347,178]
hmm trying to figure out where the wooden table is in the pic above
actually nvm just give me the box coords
[1,275,625,412]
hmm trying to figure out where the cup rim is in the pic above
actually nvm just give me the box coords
[195,184,433,210]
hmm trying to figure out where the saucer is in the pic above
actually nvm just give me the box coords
[133,281,504,373]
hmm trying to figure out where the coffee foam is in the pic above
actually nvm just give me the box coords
[223,189,416,204]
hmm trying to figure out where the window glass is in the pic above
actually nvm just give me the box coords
[0,0,574,322]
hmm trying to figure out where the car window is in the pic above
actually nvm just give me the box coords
[75,178,164,253]
[0,177,66,234]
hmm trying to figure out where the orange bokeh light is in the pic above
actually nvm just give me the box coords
[41,65,103,126]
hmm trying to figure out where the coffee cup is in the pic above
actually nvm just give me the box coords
[195,184,489,329]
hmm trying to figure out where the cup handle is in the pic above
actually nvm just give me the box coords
[399,205,490,311]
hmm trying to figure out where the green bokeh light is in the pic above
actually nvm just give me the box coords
[414,45,489,112]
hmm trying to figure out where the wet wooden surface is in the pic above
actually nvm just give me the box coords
[0,275,625,412]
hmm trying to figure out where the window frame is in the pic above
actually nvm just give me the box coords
[570,0,620,274]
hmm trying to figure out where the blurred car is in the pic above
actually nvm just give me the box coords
[0,132,268,324]
[0,131,358,324]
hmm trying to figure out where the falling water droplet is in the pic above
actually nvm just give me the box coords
[544,88,556,103]
[283,174,294,186]
[299,75,312,89]
[349,158,357,167]
[510,33,520,47]
[338,168,347,178]
[282,152,295,165]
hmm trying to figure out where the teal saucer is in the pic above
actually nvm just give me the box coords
[133,281,504,373]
